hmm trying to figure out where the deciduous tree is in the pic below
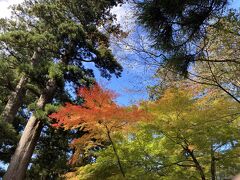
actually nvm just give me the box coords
[49,84,144,177]
[67,85,240,180]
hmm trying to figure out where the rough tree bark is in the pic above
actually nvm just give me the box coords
[3,79,56,180]
[1,49,40,123]
[1,76,28,123]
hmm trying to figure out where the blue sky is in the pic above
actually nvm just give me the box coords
[231,0,240,8]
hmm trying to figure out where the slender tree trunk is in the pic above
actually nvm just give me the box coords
[1,49,40,123]
[211,145,216,180]
[188,150,206,180]
[105,125,125,178]
[3,79,56,180]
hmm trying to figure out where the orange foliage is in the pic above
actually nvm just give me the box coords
[49,84,145,164]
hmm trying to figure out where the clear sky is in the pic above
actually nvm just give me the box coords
[231,0,240,8]
[0,0,240,106]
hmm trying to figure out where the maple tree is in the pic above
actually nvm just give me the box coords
[49,83,144,176]
[65,85,240,180]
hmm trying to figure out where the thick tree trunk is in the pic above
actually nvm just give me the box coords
[4,115,43,180]
[1,75,28,123]
[1,49,40,123]
[3,79,56,180]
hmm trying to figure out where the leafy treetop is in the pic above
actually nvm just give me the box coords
[49,83,145,163]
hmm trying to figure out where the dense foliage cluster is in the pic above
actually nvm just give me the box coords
[63,85,240,180]
[135,0,228,75]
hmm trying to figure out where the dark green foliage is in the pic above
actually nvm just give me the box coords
[137,0,227,51]
[0,120,18,163]
[164,52,194,77]
[0,107,29,173]
[136,0,228,74]
[0,0,124,91]
[26,126,73,180]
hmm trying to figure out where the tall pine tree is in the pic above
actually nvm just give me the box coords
[1,0,123,179]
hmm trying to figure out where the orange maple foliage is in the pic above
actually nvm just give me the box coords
[49,84,145,164]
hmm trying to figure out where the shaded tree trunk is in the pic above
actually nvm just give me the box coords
[188,150,206,180]
[1,50,40,123]
[3,79,56,180]
[211,145,216,180]
[105,125,125,178]
[1,75,28,123]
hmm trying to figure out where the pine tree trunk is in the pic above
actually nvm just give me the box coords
[1,75,28,123]
[1,49,40,123]
[3,79,56,180]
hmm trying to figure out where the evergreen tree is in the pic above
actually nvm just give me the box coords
[1,0,123,179]
[135,1,240,103]
[135,0,228,75]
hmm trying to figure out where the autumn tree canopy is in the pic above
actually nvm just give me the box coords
[49,84,145,171]
[66,85,240,180]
